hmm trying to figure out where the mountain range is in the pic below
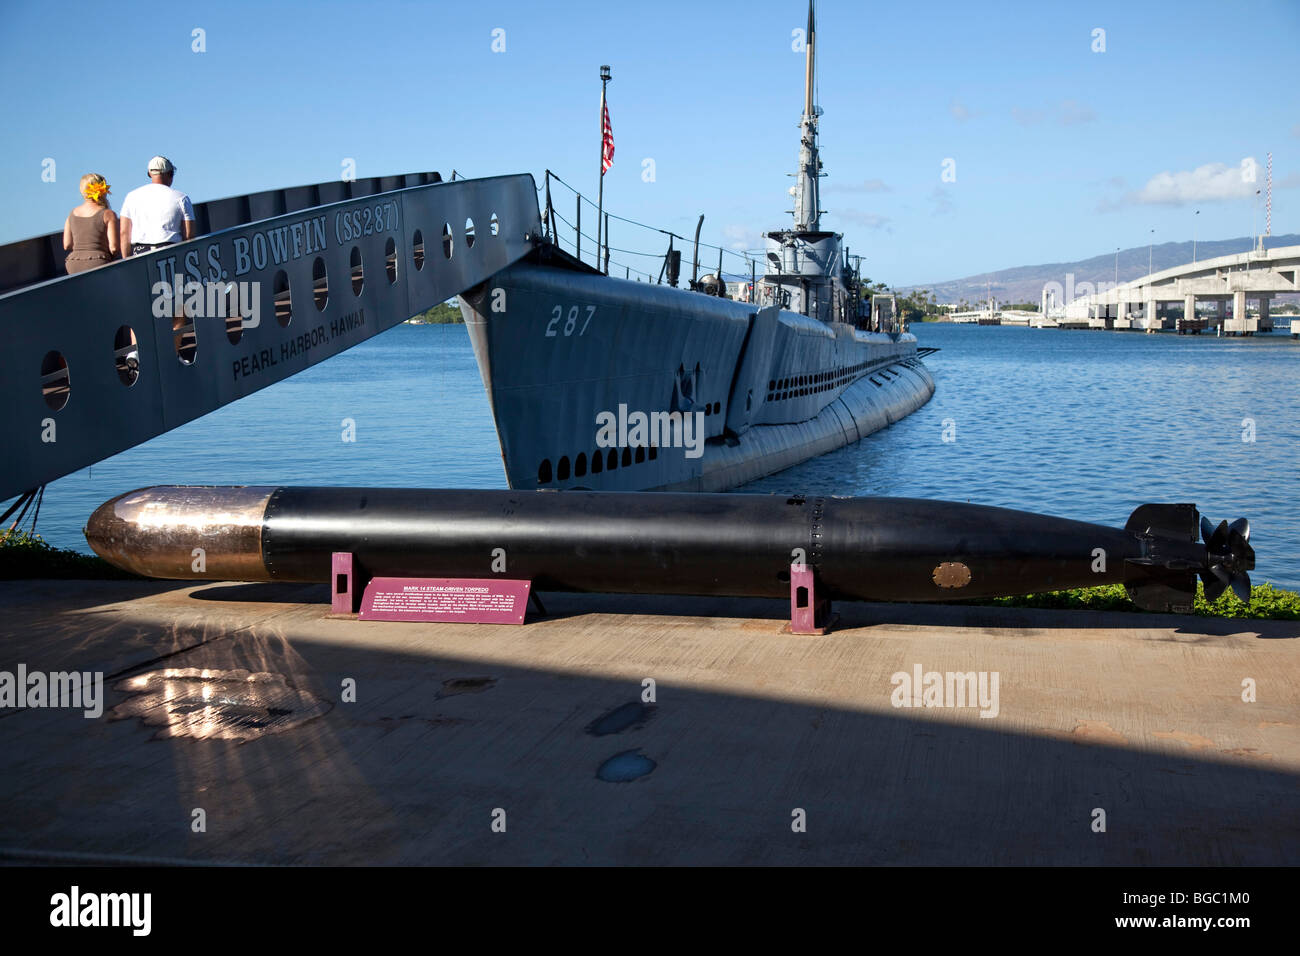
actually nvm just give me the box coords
[904,235,1300,306]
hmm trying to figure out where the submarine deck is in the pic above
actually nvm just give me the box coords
[1,578,1296,866]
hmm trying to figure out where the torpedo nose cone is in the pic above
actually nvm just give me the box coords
[84,492,135,570]
[84,485,276,580]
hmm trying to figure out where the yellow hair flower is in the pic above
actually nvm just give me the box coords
[82,180,110,202]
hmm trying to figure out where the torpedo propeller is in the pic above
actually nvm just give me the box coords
[1199,516,1254,604]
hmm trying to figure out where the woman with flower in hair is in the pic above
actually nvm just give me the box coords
[62,173,119,274]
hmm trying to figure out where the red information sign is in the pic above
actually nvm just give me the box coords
[358,577,531,624]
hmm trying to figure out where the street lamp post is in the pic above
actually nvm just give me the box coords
[1114,247,1119,287]
[1193,209,1199,263]
[1252,189,1261,253]
[1148,229,1154,277]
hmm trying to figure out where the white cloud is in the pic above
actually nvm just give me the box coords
[832,209,891,229]
[722,224,764,250]
[1059,99,1096,125]
[1012,99,1095,126]
[828,178,891,193]
[1135,158,1259,204]
[930,186,954,216]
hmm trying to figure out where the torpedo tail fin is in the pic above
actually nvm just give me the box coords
[1121,503,1255,612]
[1123,503,1201,612]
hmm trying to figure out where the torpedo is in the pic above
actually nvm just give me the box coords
[83,487,1254,613]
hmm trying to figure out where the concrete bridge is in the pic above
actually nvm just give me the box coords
[947,307,1001,325]
[1055,244,1300,335]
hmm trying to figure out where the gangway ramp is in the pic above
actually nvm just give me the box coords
[0,172,541,502]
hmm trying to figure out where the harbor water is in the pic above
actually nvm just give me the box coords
[22,322,1300,590]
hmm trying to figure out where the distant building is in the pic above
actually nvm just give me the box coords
[725,280,754,303]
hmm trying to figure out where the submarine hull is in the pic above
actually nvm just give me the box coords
[459,260,934,493]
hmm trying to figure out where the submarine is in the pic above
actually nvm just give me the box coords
[458,2,934,493]
[85,486,1254,613]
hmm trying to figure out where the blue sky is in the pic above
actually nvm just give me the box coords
[2,0,1297,286]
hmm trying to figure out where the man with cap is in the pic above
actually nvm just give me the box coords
[119,156,196,256]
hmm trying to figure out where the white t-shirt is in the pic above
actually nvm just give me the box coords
[120,183,195,244]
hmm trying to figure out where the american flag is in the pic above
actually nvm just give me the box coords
[601,98,615,175]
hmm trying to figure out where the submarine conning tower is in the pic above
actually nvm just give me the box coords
[761,1,856,327]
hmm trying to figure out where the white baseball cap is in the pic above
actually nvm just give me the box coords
[147,156,176,174]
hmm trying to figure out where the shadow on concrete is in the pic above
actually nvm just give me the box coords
[190,581,329,606]
[0,588,1295,865]
[0,578,190,613]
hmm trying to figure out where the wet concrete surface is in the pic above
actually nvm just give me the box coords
[0,579,1296,865]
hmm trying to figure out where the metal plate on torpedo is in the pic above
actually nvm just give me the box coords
[933,562,972,589]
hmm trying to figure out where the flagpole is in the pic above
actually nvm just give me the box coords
[597,64,611,273]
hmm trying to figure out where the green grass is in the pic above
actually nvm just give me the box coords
[986,581,1300,620]
[0,530,140,580]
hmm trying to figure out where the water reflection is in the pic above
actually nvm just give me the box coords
[111,667,331,740]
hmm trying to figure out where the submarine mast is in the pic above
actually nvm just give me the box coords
[793,0,821,231]
[761,0,855,325]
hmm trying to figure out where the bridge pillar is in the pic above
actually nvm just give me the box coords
[1233,289,1247,335]
[1183,294,1196,334]
[1259,295,1272,332]
[1144,297,1157,330]
[1207,298,1226,330]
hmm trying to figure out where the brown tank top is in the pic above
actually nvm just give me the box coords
[69,210,110,255]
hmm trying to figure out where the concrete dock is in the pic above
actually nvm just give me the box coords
[1,579,1296,865]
